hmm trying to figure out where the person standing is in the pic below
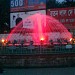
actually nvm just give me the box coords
[15,14,23,27]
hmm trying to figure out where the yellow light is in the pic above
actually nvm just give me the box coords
[70,38,72,41]
[1,39,5,43]
[40,37,45,41]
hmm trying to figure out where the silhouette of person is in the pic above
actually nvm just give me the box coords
[15,14,23,27]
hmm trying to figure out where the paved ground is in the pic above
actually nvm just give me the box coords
[0,67,75,75]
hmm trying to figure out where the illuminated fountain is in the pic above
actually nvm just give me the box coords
[7,13,72,45]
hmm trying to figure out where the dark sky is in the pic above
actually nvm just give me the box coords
[0,0,10,33]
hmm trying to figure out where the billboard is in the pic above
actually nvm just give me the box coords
[47,7,75,29]
[10,10,46,28]
[27,0,46,10]
[10,0,46,12]
[10,0,27,12]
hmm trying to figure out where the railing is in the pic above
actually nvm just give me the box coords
[0,44,75,55]
[0,45,75,68]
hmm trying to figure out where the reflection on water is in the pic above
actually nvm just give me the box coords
[1,67,75,75]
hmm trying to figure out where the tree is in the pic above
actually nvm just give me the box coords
[46,0,75,9]
[46,0,56,9]
[61,0,75,7]
[0,0,10,33]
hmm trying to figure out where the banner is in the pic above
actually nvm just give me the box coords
[47,7,75,29]
[10,0,46,12]
[27,0,46,10]
[10,10,46,28]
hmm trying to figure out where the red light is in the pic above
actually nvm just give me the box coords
[5,39,8,43]
[40,37,45,45]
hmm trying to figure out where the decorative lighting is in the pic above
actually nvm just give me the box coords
[70,38,72,41]
[40,37,45,41]
[1,39,5,43]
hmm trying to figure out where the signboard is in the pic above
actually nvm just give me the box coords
[10,10,46,28]
[10,0,25,8]
[47,7,75,29]
[27,0,46,10]
[10,0,27,12]
[10,0,46,12]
